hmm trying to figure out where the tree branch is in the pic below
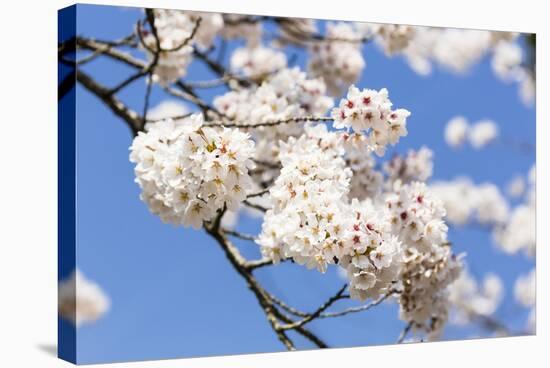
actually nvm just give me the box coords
[205,210,328,349]
[278,284,348,330]
[204,116,334,129]
[76,69,142,136]
[319,290,395,319]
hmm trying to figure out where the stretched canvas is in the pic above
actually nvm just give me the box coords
[58,3,536,364]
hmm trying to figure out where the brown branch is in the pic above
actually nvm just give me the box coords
[319,290,396,319]
[76,38,146,69]
[460,306,512,336]
[278,284,348,330]
[397,321,414,343]
[164,83,228,119]
[245,258,280,271]
[146,113,193,123]
[58,70,76,101]
[242,199,269,213]
[204,116,333,129]
[222,228,257,242]
[108,12,161,95]
[76,69,142,136]
[247,188,270,199]
[205,211,328,349]
[271,295,309,318]
[193,48,252,88]
[274,17,372,44]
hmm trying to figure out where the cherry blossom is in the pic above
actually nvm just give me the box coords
[58,269,110,327]
[331,85,410,156]
[308,22,366,96]
[130,113,255,229]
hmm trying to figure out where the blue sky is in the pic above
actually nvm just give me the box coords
[61,4,535,364]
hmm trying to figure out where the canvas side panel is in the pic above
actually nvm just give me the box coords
[58,4,77,365]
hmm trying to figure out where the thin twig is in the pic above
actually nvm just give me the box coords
[204,116,333,129]
[145,113,193,123]
[279,284,348,330]
[242,199,269,213]
[397,321,414,343]
[319,291,395,319]
[271,295,309,318]
[247,188,270,199]
[222,228,257,242]
[205,214,326,349]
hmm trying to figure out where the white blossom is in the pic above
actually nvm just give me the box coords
[386,181,463,339]
[384,146,434,184]
[276,18,318,47]
[257,124,353,271]
[214,67,333,165]
[359,23,416,56]
[331,85,410,156]
[342,133,383,200]
[491,39,535,106]
[506,175,525,198]
[474,183,510,224]
[519,73,535,106]
[514,269,535,307]
[258,125,404,300]
[231,44,287,79]
[129,113,255,229]
[145,100,188,131]
[469,119,499,149]
[444,116,469,148]
[189,11,224,49]
[58,269,110,327]
[341,199,403,301]
[308,22,365,96]
[514,268,536,332]
[430,178,475,226]
[431,178,509,226]
[494,166,535,256]
[221,14,263,46]
[492,41,523,81]
[402,28,505,75]
[141,10,222,85]
[449,269,503,325]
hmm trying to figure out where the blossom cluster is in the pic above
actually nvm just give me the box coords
[230,44,288,79]
[214,67,333,164]
[58,269,110,327]
[257,124,403,301]
[448,269,503,325]
[120,13,538,341]
[494,165,536,256]
[332,85,410,156]
[257,124,352,269]
[308,22,366,96]
[492,39,535,105]
[383,146,434,184]
[514,268,535,332]
[386,181,462,338]
[141,10,224,85]
[220,14,262,46]
[444,116,499,149]
[358,23,417,56]
[342,133,383,200]
[254,122,462,337]
[146,100,188,124]
[275,18,318,47]
[366,25,534,105]
[129,113,255,229]
[430,178,510,226]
